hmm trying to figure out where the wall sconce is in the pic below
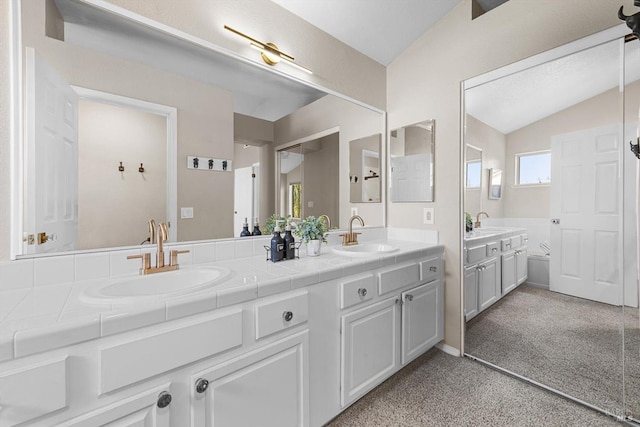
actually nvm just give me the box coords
[224,25,313,74]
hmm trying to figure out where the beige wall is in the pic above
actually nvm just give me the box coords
[304,133,339,220]
[464,115,505,219]
[387,0,633,351]
[275,95,384,229]
[78,100,166,249]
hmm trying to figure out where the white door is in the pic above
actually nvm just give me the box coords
[390,154,431,201]
[25,48,79,254]
[501,251,517,295]
[233,166,254,236]
[478,258,499,312]
[550,124,622,305]
[401,279,444,365]
[464,265,479,321]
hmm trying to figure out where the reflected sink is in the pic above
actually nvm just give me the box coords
[80,266,230,304]
[332,243,399,257]
[465,227,512,240]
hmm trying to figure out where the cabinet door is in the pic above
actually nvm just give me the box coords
[478,258,499,312]
[58,385,171,427]
[501,251,517,295]
[191,331,309,427]
[464,265,479,321]
[401,279,444,365]
[516,248,528,285]
[341,297,399,408]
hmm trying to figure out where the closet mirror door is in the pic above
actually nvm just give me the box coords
[624,37,640,422]
[463,35,627,416]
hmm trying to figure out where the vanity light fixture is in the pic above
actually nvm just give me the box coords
[224,25,313,74]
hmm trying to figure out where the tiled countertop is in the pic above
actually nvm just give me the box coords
[0,239,443,362]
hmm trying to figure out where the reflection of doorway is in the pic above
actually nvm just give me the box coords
[234,164,260,236]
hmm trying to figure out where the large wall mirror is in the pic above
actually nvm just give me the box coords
[14,0,385,256]
[349,134,381,203]
[389,119,435,202]
[462,26,640,421]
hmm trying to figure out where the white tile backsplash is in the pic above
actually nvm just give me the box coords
[14,315,100,358]
[0,259,34,291]
[110,249,142,277]
[34,256,74,287]
[215,240,235,261]
[235,239,254,259]
[193,242,216,264]
[75,253,110,282]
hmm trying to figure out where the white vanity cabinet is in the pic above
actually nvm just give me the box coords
[340,257,444,408]
[190,330,309,427]
[477,258,500,312]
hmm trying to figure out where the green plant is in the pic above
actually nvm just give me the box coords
[265,214,291,234]
[465,212,473,232]
[293,216,328,243]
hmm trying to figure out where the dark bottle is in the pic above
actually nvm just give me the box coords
[252,218,262,236]
[240,217,251,237]
[270,221,284,262]
[284,222,295,260]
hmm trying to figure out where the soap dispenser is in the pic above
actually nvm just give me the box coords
[240,217,251,237]
[270,220,284,262]
[284,220,295,260]
[252,218,262,236]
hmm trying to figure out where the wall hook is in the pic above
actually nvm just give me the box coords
[138,163,145,173]
[118,161,125,172]
[631,139,640,159]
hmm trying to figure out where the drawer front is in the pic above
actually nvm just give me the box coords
[466,244,486,264]
[500,238,513,252]
[100,308,242,393]
[255,291,308,339]
[510,235,522,248]
[521,234,529,245]
[378,263,420,295]
[486,242,499,257]
[0,357,67,426]
[341,274,375,309]
[419,256,443,282]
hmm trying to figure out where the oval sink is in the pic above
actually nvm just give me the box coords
[332,243,398,257]
[80,266,230,304]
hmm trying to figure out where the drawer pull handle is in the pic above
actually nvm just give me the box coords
[157,391,172,408]
[358,288,368,297]
[195,378,209,394]
[429,266,437,272]
[283,311,294,322]
[406,294,414,302]
[491,248,497,252]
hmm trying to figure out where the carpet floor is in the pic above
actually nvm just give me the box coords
[328,347,618,426]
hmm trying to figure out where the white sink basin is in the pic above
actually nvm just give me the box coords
[80,266,230,304]
[332,243,398,257]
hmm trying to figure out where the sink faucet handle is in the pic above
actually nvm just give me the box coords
[127,253,151,271]
[170,249,190,266]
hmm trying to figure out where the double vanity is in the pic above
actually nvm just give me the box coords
[463,227,528,321]
[0,229,444,426]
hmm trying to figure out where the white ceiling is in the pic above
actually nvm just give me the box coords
[270,0,463,65]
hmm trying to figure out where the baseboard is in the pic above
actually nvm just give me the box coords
[436,342,461,357]
[524,281,549,290]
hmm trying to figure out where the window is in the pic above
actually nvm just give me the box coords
[288,183,302,219]
[466,160,481,189]
[516,151,551,185]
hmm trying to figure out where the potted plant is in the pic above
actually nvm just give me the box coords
[465,212,473,233]
[294,216,328,256]
[264,214,291,234]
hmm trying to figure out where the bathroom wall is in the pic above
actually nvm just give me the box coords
[387,0,634,351]
[304,133,339,219]
[77,100,167,249]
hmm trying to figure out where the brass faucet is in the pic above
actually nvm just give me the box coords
[128,221,190,275]
[319,214,331,230]
[340,215,365,246]
[474,212,489,228]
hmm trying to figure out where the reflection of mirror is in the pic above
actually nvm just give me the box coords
[389,119,435,202]
[464,144,482,215]
[16,0,384,256]
[488,168,502,200]
[349,134,381,203]
[462,29,640,419]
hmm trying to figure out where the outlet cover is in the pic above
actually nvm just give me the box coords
[181,207,194,219]
[423,208,434,225]
[350,207,358,217]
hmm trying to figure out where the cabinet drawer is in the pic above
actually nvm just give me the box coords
[510,235,522,248]
[486,242,499,257]
[419,256,442,282]
[255,291,308,340]
[0,357,67,426]
[340,274,375,309]
[466,244,486,264]
[500,238,513,251]
[378,263,420,295]
[100,308,242,393]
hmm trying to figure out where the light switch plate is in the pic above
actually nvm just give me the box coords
[181,207,194,219]
[423,208,434,225]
